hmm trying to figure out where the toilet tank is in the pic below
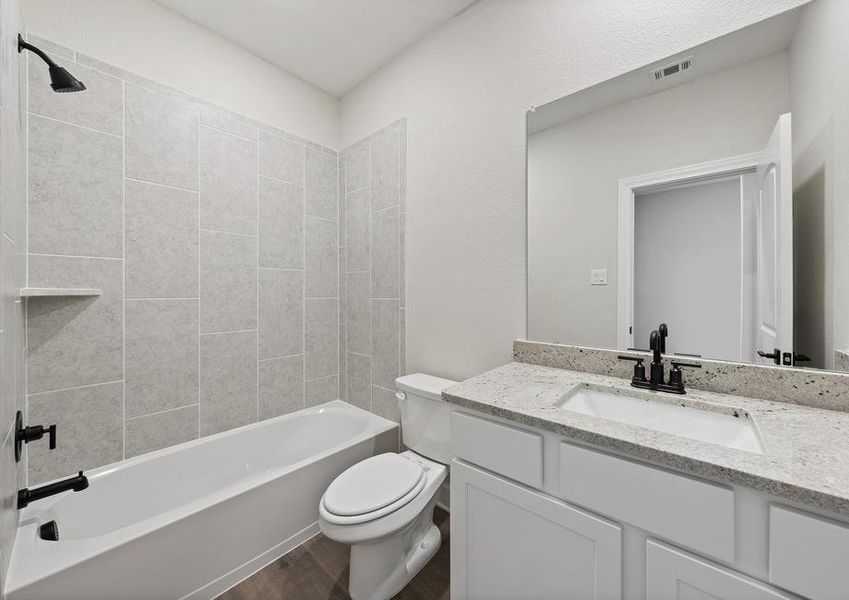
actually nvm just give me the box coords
[395,374,458,465]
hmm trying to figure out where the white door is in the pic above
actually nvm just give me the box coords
[450,460,622,600]
[755,113,793,365]
[646,540,797,599]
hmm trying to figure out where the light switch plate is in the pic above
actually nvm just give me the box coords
[590,269,608,286]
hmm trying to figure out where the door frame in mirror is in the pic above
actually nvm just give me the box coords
[616,152,763,350]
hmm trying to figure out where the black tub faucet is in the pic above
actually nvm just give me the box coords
[18,471,88,509]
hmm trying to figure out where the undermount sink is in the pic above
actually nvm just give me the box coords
[558,384,763,454]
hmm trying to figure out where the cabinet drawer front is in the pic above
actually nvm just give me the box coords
[560,443,734,562]
[450,411,543,488]
[769,504,849,599]
[647,540,795,599]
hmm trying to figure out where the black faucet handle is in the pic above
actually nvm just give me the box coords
[617,355,644,363]
[14,411,58,462]
[618,355,647,382]
[670,361,701,370]
[668,361,701,390]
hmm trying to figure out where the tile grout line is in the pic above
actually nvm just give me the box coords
[28,379,125,398]
[28,252,122,261]
[199,227,257,239]
[28,111,122,139]
[256,125,260,423]
[24,46,30,486]
[200,121,258,144]
[258,352,304,364]
[258,172,305,188]
[127,402,199,422]
[368,135,374,412]
[121,79,127,460]
[302,143,307,410]
[398,123,405,379]
[124,176,198,194]
[197,107,202,441]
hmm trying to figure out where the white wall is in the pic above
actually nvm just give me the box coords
[527,52,789,348]
[340,0,809,381]
[22,0,339,148]
[789,0,849,369]
[634,178,742,361]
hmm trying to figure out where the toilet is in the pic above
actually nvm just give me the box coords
[319,373,457,600]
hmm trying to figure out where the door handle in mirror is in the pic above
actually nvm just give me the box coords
[757,348,781,365]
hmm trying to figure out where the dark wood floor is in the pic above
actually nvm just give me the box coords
[217,508,450,600]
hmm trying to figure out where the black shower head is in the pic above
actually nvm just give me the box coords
[48,64,86,93]
[18,34,86,93]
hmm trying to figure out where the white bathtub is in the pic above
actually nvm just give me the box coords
[6,400,397,599]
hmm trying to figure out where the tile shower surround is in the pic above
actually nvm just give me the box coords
[23,36,406,484]
[339,122,407,423]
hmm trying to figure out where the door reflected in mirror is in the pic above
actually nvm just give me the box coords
[527,0,848,371]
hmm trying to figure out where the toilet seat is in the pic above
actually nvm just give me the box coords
[321,454,426,525]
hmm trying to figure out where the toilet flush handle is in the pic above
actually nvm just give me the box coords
[395,392,407,403]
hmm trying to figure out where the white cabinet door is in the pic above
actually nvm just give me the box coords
[646,540,798,600]
[451,460,622,600]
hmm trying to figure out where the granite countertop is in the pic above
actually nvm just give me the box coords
[443,361,849,517]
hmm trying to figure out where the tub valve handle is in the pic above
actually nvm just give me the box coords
[14,411,57,463]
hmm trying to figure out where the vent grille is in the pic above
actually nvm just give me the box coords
[650,56,694,82]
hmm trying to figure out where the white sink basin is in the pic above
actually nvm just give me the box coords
[559,384,763,454]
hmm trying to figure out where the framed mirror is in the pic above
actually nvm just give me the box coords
[527,0,849,371]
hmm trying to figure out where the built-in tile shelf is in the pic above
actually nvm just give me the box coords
[20,287,102,298]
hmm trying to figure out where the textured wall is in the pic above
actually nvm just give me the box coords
[340,0,811,381]
[0,0,27,589]
[21,0,339,148]
[25,39,340,485]
[339,120,407,422]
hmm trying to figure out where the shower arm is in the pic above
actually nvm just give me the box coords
[17,34,58,68]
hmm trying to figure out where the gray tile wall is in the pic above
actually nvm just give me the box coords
[24,39,341,485]
[0,1,27,588]
[339,120,407,423]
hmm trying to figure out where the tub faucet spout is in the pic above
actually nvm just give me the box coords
[18,471,88,509]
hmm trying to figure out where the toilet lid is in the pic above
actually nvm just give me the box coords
[323,453,425,517]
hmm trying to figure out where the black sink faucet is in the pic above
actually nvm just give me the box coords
[18,471,88,509]
[649,329,664,387]
[618,325,701,394]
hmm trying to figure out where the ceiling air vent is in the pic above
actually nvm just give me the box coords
[650,56,693,82]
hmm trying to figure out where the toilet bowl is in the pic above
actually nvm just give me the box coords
[319,374,457,600]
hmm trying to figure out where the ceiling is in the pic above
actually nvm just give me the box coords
[155,0,477,97]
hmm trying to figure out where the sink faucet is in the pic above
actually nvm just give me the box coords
[18,471,88,509]
[618,325,701,394]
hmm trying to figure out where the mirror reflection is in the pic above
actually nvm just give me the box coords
[527,0,848,371]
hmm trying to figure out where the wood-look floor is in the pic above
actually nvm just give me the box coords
[217,508,450,600]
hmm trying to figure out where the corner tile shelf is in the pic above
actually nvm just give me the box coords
[20,288,102,298]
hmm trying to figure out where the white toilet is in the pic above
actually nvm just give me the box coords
[319,373,457,600]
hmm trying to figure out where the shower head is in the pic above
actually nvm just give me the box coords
[47,64,87,93]
[18,34,86,93]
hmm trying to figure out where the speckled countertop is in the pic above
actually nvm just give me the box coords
[443,362,849,518]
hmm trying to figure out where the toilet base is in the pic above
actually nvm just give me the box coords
[348,499,441,600]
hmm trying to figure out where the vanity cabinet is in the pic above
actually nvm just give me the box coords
[450,460,622,599]
[449,409,843,600]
